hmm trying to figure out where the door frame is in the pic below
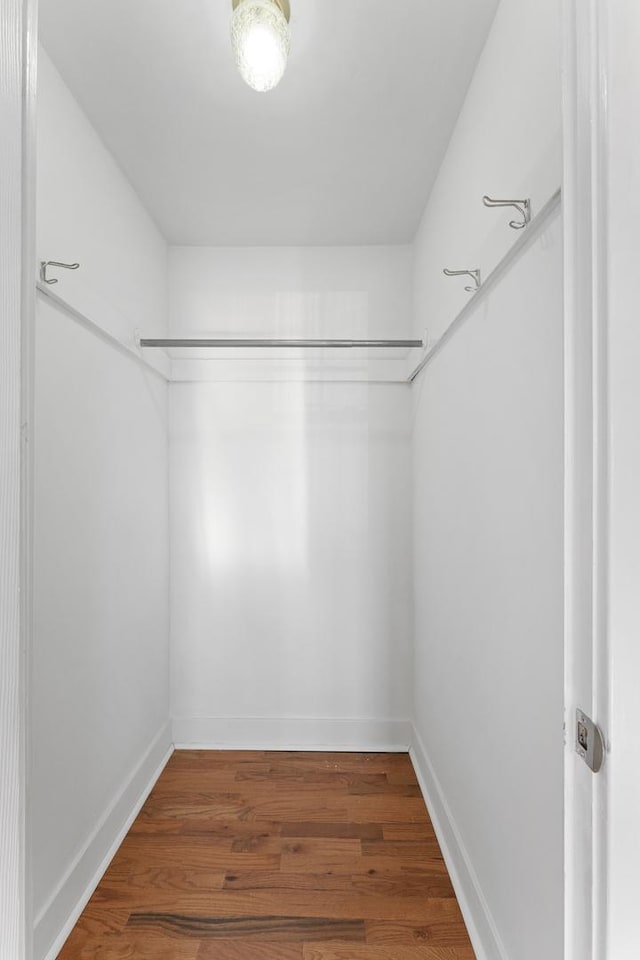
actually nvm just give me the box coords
[0,0,36,958]
[562,0,609,957]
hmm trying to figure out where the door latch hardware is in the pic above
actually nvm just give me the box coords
[576,709,605,773]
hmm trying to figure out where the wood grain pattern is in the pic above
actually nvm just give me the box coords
[197,944,302,960]
[280,821,383,839]
[302,948,475,960]
[222,871,352,892]
[129,914,365,941]
[57,751,475,959]
[365,919,472,946]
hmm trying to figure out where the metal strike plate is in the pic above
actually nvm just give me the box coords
[576,708,605,773]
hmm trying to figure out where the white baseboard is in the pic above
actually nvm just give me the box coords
[409,727,507,960]
[35,722,174,960]
[172,716,412,752]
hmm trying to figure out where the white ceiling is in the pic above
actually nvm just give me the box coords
[39,0,498,246]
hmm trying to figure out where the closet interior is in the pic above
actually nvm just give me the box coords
[31,2,564,959]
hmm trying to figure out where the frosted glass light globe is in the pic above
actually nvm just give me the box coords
[231,0,291,93]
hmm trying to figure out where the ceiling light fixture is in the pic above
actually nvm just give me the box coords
[231,0,291,93]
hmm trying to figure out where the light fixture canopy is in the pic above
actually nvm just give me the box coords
[231,0,291,93]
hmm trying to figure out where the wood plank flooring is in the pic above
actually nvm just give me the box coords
[58,751,475,959]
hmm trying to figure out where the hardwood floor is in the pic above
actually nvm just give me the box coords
[58,751,475,959]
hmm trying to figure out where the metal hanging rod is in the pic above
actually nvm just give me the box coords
[443,268,481,293]
[139,338,423,349]
[482,195,531,230]
[409,188,561,384]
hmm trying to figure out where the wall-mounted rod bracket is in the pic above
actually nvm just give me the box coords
[482,195,531,230]
[40,260,80,285]
[443,268,481,294]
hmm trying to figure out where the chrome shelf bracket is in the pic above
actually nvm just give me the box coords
[443,268,481,294]
[482,195,532,230]
[40,260,80,285]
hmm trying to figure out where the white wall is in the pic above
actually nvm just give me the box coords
[36,49,168,342]
[411,2,563,959]
[169,246,414,748]
[32,48,171,960]
[169,246,413,339]
[413,0,561,343]
[169,245,415,383]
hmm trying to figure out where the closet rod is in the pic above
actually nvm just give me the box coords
[140,338,423,349]
[408,188,561,384]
